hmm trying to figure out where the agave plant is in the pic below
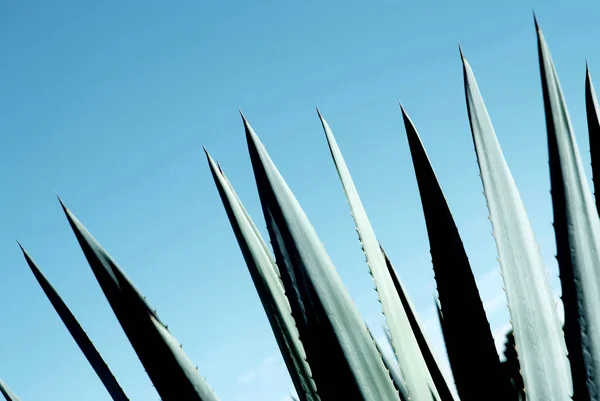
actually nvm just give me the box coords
[6,15,600,401]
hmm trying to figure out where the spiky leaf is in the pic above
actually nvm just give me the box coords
[381,246,456,401]
[58,198,220,401]
[401,108,512,401]
[368,327,409,401]
[536,20,600,401]
[18,245,129,401]
[205,150,319,401]
[242,113,400,401]
[317,110,435,401]
[462,47,572,400]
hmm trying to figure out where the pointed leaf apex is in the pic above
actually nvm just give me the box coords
[16,241,33,263]
[316,108,325,122]
[399,103,408,118]
[56,194,68,213]
[58,200,78,230]
[316,108,330,134]
[17,243,43,279]
[586,60,591,76]
[239,108,254,136]
[400,106,419,140]
[240,111,256,138]
[459,51,472,77]
[205,151,220,178]
[458,44,464,59]
[239,108,248,123]
[241,122,259,156]
[16,241,37,272]
[533,11,540,31]
[203,146,214,164]
[400,107,417,135]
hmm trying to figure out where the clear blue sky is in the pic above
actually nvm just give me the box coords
[1,1,599,400]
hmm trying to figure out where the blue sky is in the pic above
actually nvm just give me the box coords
[1,1,599,400]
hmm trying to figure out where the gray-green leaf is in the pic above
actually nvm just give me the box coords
[318,110,436,401]
[536,20,600,401]
[205,150,319,401]
[242,113,400,401]
[462,47,572,401]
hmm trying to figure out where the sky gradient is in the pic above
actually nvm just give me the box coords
[1,1,599,400]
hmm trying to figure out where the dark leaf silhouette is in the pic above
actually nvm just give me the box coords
[18,244,129,401]
[401,107,512,401]
[58,198,220,401]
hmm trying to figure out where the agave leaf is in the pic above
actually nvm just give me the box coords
[57,198,220,401]
[217,161,281,277]
[401,108,513,401]
[241,112,400,400]
[0,379,20,401]
[586,65,600,214]
[317,109,435,401]
[18,244,129,401]
[380,246,456,401]
[462,47,572,400]
[536,20,600,401]
[367,326,409,401]
[205,150,319,401]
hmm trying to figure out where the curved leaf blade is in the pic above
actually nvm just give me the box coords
[462,48,572,400]
[317,109,435,401]
[242,113,400,401]
[205,150,319,401]
[536,21,600,401]
[18,244,130,401]
[58,198,220,401]
[0,379,20,401]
